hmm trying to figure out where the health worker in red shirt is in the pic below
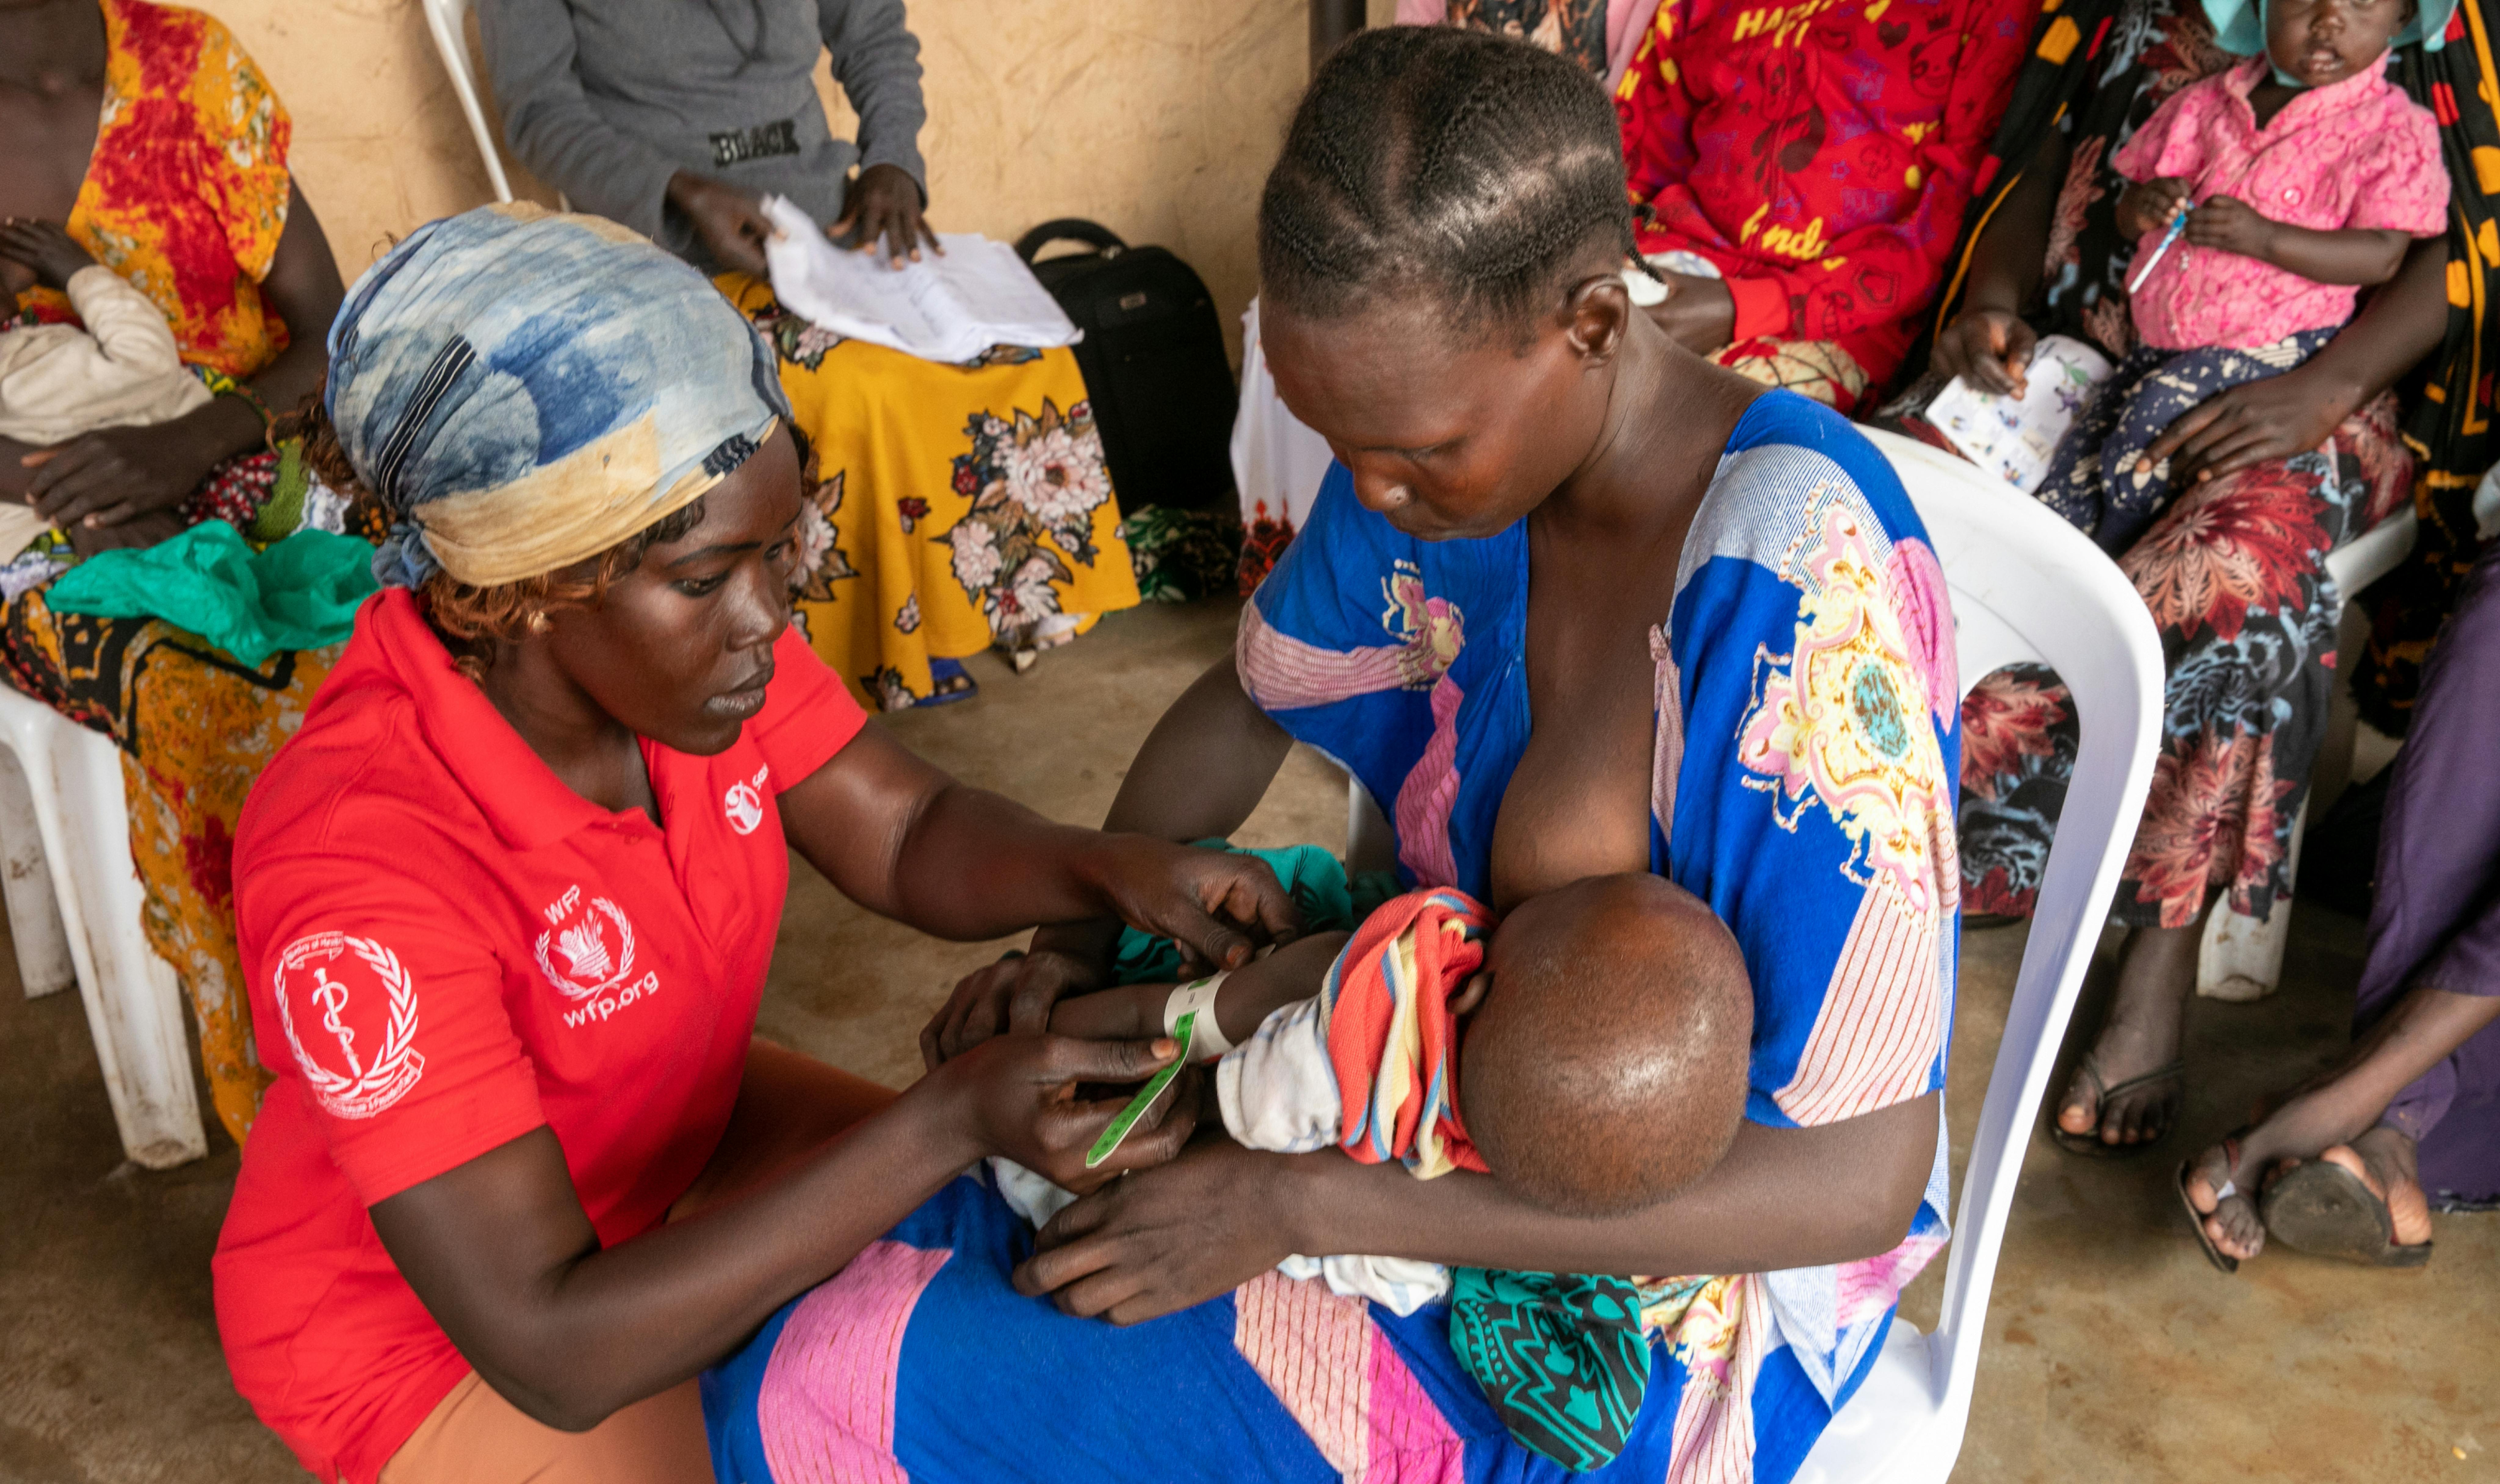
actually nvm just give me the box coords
[210,204,1296,1484]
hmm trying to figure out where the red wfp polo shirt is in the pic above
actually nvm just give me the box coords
[212,589,865,1484]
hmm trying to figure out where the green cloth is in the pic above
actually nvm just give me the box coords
[1449,1268,1652,1473]
[1110,842,1398,983]
[49,522,379,666]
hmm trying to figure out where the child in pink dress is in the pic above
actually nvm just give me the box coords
[2034,0,2450,552]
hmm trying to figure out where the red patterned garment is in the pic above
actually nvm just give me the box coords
[1615,0,2033,409]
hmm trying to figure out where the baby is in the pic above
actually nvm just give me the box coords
[1006,873,1754,1306]
[2032,0,2448,553]
[0,217,212,554]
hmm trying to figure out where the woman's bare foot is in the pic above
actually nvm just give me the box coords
[2312,1128,2433,1247]
[2180,1081,2435,1261]
[2057,920,2197,1148]
[2181,982,2496,1258]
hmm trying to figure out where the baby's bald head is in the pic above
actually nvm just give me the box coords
[1458,874,1751,1217]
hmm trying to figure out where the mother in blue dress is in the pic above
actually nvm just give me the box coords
[712,27,1964,1484]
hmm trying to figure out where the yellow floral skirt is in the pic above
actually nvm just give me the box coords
[722,274,1142,711]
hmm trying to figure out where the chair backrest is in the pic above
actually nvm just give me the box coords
[1859,426,2162,1448]
[420,0,516,205]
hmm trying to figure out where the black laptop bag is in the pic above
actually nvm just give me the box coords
[1014,219,1237,513]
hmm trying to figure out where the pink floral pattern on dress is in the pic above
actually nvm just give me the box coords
[1738,502,1952,917]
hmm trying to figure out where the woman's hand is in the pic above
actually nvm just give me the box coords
[2116,176,2191,241]
[65,509,185,555]
[1639,271,1736,356]
[666,170,776,277]
[2142,359,2354,486]
[922,937,1109,1069]
[830,162,936,268]
[939,1030,1200,1191]
[0,218,96,289]
[22,418,236,533]
[1084,836,1299,976]
[1015,1139,1302,1323]
[1932,307,2037,396]
[2184,195,2275,262]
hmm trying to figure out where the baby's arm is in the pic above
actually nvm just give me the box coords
[1046,931,1352,1053]
[62,268,187,377]
[2185,197,2410,286]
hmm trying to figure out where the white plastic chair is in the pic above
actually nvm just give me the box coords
[423,0,568,210]
[2196,469,2500,999]
[0,683,205,1168]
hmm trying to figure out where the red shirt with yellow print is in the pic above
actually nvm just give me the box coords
[1617,0,2033,376]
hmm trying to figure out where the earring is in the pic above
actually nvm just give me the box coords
[526,610,553,635]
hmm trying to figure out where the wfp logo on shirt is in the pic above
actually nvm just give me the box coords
[724,762,770,836]
[537,884,660,1027]
[273,931,424,1119]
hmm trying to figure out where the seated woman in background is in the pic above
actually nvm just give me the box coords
[1923,0,2463,1154]
[0,0,348,1145]
[2181,535,2500,1272]
[481,0,1141,711]
[1611,0,2035,412]
[712,32,1961,1484]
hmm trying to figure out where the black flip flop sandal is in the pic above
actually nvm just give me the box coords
[2176,1134,2245,1275]
[2049,1056,2185,1157]
[2260,1160,2434,1269]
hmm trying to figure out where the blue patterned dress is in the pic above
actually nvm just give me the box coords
[704,391,1963,1484]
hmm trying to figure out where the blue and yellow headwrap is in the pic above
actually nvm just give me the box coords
[2203,0,2454,55]
[325,204,789,589]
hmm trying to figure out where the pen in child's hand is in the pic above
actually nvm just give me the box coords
[2127,202,2192,295]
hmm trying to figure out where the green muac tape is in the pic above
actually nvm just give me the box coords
[1083,1010,1197,1170]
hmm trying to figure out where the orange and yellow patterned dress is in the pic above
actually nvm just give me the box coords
[3,0,323,1146]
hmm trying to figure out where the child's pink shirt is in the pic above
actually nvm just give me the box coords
[2115,56,2447,350]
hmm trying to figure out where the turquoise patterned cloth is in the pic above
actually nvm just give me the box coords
[1450,1269,1653,1473]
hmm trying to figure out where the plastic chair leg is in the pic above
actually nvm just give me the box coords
[0,691,205,1167]
[0,746,77,998]
[2196,798,2305,1002]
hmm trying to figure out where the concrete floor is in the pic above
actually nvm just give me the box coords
[2,598,2493,1483]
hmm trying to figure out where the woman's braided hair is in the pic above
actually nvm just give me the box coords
[1258,26,1645,333]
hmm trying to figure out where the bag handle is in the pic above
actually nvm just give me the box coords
[1015,218,1127,264]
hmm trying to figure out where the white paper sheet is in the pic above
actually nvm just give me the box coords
[1924,334,2114,493]
[759,195,1080,364]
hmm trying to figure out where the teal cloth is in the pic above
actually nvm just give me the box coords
[1110,842,1399,983]
[1449,1269,1653,1474]
[49,523,380,666]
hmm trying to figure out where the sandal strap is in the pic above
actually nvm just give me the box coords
[2091,1059,2185,1103]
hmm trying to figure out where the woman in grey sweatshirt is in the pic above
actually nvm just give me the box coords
[479,0,934,272]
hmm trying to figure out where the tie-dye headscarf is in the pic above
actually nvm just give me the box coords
[324,203,789,589]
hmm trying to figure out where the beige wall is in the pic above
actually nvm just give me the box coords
[213,0,1342,362]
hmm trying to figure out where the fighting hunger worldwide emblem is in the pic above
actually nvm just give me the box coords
[535,887,639,1001]
[273,931,424,1119]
